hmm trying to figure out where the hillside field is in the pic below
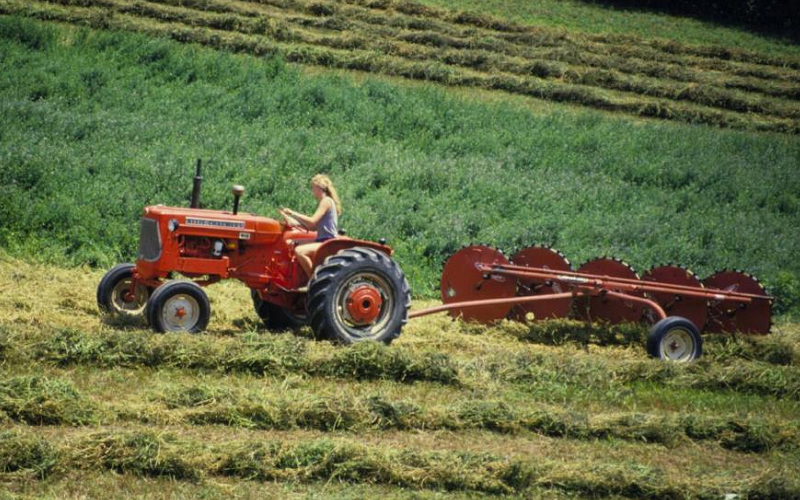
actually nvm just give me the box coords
[1,15,799,308]
[1,256,800,499]
[2,0,800,133]
[1,3,800,499]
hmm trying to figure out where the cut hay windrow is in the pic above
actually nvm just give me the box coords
[0,375,97,425]
[0,429,59,479]
[346,0,800,71]
[5,323,799,402]
[5,0,799,133]
[3,426,799,497]
[502,350,800,400]
[146,384,799,452]
[89,0,800,84]
[19,327,460,385]
[337,0,800,85]
[35,0,800,121]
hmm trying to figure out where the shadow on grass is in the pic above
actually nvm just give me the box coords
[576,0,800,44]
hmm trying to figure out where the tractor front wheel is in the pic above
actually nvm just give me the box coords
[146,280,210,333]
[306,247,410,344]
[97,263,150,318]
[646,316,703,362]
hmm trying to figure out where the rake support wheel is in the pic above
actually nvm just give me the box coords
[647,316,703,362]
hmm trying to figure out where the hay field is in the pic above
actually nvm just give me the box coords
[2,256,800,499]
[1,0,799,133]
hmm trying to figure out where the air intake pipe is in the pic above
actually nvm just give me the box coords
[231,185,245,215]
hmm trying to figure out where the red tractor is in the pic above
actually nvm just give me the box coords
[97,163,410,343]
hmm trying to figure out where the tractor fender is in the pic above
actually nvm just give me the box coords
[312,238,393,269]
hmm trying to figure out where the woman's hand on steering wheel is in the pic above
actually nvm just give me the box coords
[280,208,308,231]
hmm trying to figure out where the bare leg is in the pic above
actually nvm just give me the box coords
[295,242,322,280]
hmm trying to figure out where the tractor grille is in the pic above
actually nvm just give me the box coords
[138,217,162,262]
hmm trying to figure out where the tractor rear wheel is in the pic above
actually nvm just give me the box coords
[146,280,210,333]
[306,247,410,344]
[97,263,150,318]
[250,289,307,331]
[646,316,703,362]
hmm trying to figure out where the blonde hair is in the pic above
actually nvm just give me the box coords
[311,174,342,215]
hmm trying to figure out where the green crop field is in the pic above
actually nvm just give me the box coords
[1,15,799,305]
[1,2,800,498]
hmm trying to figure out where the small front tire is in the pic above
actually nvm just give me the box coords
[646,316,703,362]
[146,280,211,333]
[97,263,150,317]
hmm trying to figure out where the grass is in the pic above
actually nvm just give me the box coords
[1,257,799,500]
[1,424,799,498]
[417,0,800,59]
[0,8,799,498]
[0,376,96,425]
[0,17,799,307]
[3,0,799,135]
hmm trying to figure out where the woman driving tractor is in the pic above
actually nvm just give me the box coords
[279,174,341,279]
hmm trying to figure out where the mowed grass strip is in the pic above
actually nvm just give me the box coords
[144,382,798,452]
[31,0,800,117]
[2,425,799,498]
[5,0,799,132]
[342,0,800,70]
[1,358,794,453]
[5,322,800,403]
[123,0,800,120]
[106,0,800,102]
[12,326,460,385]
[0,375,97,425]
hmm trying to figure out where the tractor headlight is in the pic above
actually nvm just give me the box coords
[168,219,179,232]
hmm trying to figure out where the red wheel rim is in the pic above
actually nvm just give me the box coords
[440,245,516,323]
[643,265,707,331]
[510,246,573,321]
[575,257,644,324]
[703,271,772,334]
[345,285,383,325]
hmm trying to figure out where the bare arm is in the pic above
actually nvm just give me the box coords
[281,198,332,230]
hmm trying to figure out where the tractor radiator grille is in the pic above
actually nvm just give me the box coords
[138,217,161,262]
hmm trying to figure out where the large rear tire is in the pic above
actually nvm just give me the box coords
[646,316,703,362]
[306,247,410,344]
[250,289,307,331]
[97,263,150,318]
[146,280,210,333]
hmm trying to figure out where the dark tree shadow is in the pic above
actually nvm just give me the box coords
[575,0,800,45]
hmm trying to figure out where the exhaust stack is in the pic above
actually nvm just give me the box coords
[190,159,203,208]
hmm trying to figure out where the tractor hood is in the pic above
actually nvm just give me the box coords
[141,204,282,243]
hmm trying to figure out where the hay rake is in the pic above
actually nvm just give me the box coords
[410,245,773,362]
